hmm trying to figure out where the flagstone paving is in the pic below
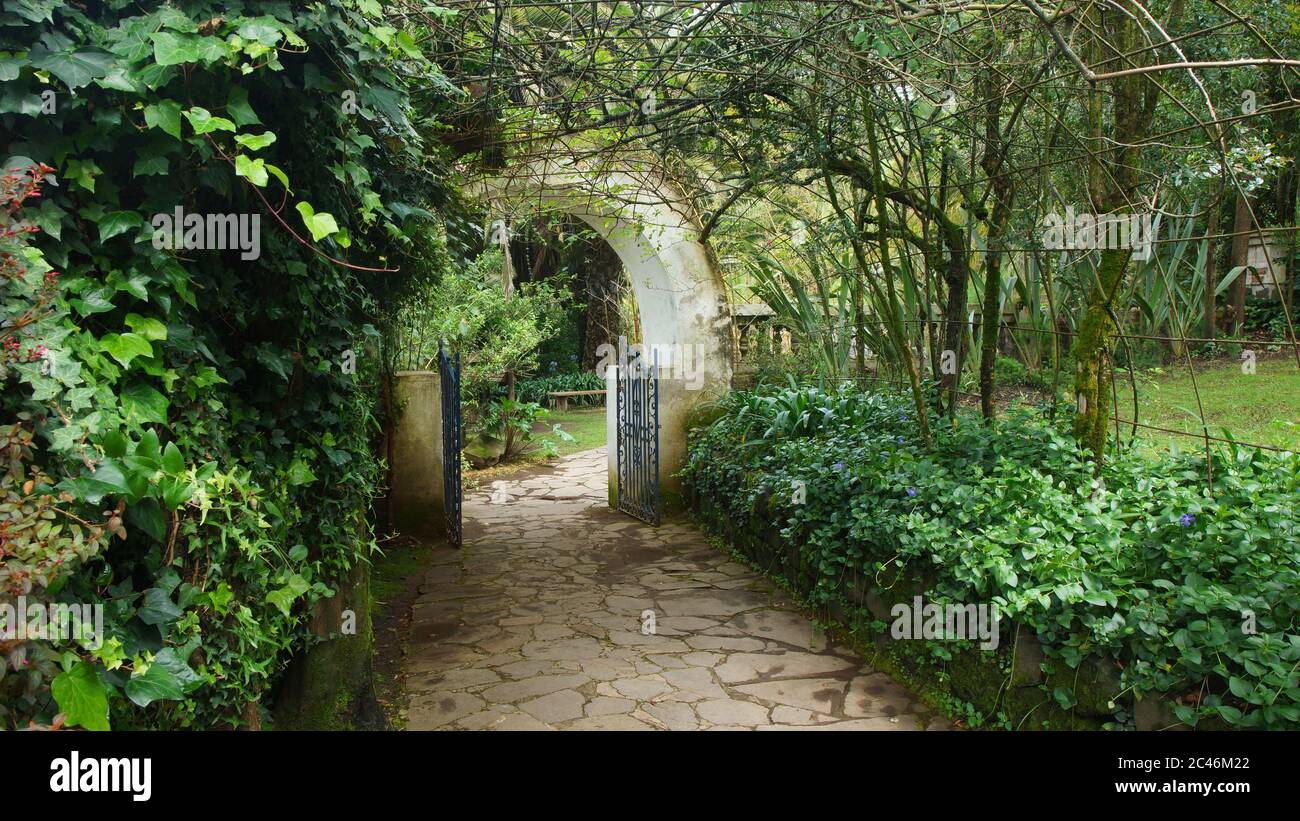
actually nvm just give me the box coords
[401,447,951,731]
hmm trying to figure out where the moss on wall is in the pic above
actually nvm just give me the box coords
[272,561,385,730]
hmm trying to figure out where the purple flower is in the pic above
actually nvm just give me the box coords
[906,487,918,498]
[897,436,905,444]
[1179,512,1195,527]
[833,462,845,472]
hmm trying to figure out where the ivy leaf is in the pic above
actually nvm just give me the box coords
[80,459,133,498]
[132,155,169,176]
[126,497,166,541]
[150,32,194,66]
[99,333,154,367]
[139,588,183,626]
[151,648,203,693]
[94,66,143,93]
[234,131,276,151]
[255,344,294,381]
[237,20,284,48]
[64,158,101,192]
[287,459,317,486]
[295,201,339,241]
[0,86,41,115]
[125,313,168,341]
[226,86,261,126]
[0,52,29,82]
[70,286,115,316]
[266,574,311,617]
[183,106,236,135]
[162,442,185,474]
[97,210,144,242]
[151,32,229,66]
[29,47,114,89]
[265,163,290,190]
[33,199,65,239]
[1052,686,1078,710]
[144,100,183,140]
[121,383,169,425]
[160,476,195,509]
[9,0,57,23]
[234,153,269,187]
[124,661,184,707]
[52,662,111,730]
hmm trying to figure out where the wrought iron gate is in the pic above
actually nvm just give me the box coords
[439,344,462,546]
[616,349,661,525]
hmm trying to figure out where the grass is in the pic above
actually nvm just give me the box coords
[1116,355,1300,452]
[464,405,608,486]
[367,534,435,730]
[544,406,607,456]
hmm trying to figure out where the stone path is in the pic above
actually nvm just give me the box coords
[401,447,950,730]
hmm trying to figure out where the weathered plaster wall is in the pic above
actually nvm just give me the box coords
[388,371,445,536]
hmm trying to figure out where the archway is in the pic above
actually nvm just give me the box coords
[470,151,735,514]
[388,150,734,533]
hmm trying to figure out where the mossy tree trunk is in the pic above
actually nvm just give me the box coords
[1071,246,1131,459]
[1070,5,1158,465]
[977,65,1014,423]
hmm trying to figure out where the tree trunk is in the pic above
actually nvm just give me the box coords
[1070,4,1154,465]
[977,66,1013,423]
[940,256,968,417]
[1072,247,1131,459]
[581,239,623,370]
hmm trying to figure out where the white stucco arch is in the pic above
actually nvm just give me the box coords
[472,151,734,511]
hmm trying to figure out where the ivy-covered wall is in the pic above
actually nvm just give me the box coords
[1,0,456,729]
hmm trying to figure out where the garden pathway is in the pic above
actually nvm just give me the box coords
[401,447,951,730]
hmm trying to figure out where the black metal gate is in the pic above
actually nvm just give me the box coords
[439,344,462,546]
[616,349,661,525]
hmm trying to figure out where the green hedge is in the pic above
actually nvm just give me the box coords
[683,383,1300,729]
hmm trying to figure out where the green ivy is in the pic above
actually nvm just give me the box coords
[1,0,454,728]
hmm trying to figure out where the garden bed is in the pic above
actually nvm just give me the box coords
[683,384,1300,730]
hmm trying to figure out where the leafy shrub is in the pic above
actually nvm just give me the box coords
[993,355,1028,387]
[685,383,1300,729]
[463,398,574,466]
[1243,296,1296,339]
[513,371,606,405]
[385,248,569,398]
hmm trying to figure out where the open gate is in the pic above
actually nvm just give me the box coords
[616,349,661,525]
[439,344,462,546]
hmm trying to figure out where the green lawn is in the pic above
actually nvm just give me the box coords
[543,406,607,456]
[1116,357,1300,452]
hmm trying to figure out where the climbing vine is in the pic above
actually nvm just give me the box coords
[0,0,454,728]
